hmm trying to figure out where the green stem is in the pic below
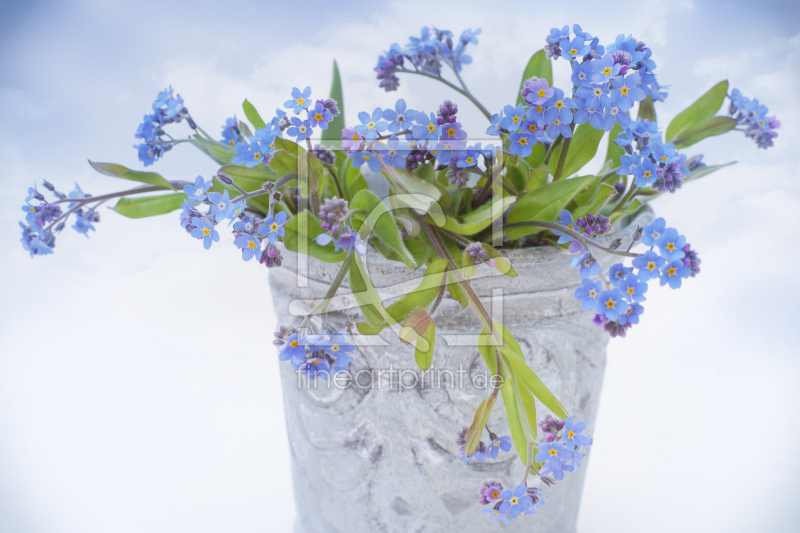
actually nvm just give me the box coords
[553,136,572,180]
[610,185,638,215]
[542,135,563,167]
[416,215,504,346]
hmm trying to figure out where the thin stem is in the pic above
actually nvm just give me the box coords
[416,214,504,346]
[52,183,190,205]
[228,173,299,204]
[542,135,563,167]
[553,131,574,181]
[399,69,492,121]
[429,277,447,315]
[441,228,471,246]
[610,185,638,215]
[502,221,639,258]
[326,165,345,199]
[320,253,354,318]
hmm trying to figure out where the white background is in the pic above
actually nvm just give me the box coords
[1,1,799,531]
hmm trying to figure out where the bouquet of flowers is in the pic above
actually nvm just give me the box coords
[18,23,779,525]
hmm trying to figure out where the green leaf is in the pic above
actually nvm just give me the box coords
[274,136,306,157]
[505,164,527,193]
[506,175,593,238]
[666,80,728,142]
[238,122,253,138]
[88,161,174,190]
[415,319,436,371]
[349,255,387,327]
[191,135,236,166]
[113,193,185,219]
[672,116,737,149]
[504,352,568,419]
[637,96,657,122]
[441,195,516,235]
[573,175,618,220]
[465,395,497,456]
[516,50,552,106]
[685,161,736,183]
[526,164,548,192]
[608,198,642,224]
[351,189,418,269]
[269,150,299,178]
[500,375,529,465]
[605,122,624,171]
[413,162,435,182]
[322,60,345,141]
[399,307,432,344]
[356,259,447,336]
[549,123,605,179]
[382,166,442,206]
[242,99,267,130]
[283,211,347,263]
[524,142,546,170]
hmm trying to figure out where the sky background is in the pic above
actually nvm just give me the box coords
[1,0,800,532]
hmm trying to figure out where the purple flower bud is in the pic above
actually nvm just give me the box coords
[681,243,701,277]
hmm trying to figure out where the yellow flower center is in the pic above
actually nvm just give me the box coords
[644,171,651,178]
[331,345,339,352]
[537,89,546,97]
[569,48,578,55]
[666,242,675,251]
[427,124,435,133]
[661,155,668,162]
[29,207,35,213]
[491,490,499,499]
[668,267,676,275]
[447,128,456,137]
[603,67,612,75]
[296,97,305,105]
[512,116,520,123]
[620,86,629,95]
[555,101,564,109]
[606,299,616,309]
[290,340,299,348]
[148,151,153,157]
[627,287,635,295]
[270,223,278,231]
[536,105,544,113]
[315,113,323,121]
[549,448,558,456]
[254,152,261,159]
[229,140,235,147]
[248,241,256,249]
[362,155,370,161]
[529,124,538,132]
[568,430,575,439]
[202,228,210,236]
[519,137,527,146]
[466,157,474,164]
[367,121,375,129]
[510,497,519,505]
[647,262,656,270]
